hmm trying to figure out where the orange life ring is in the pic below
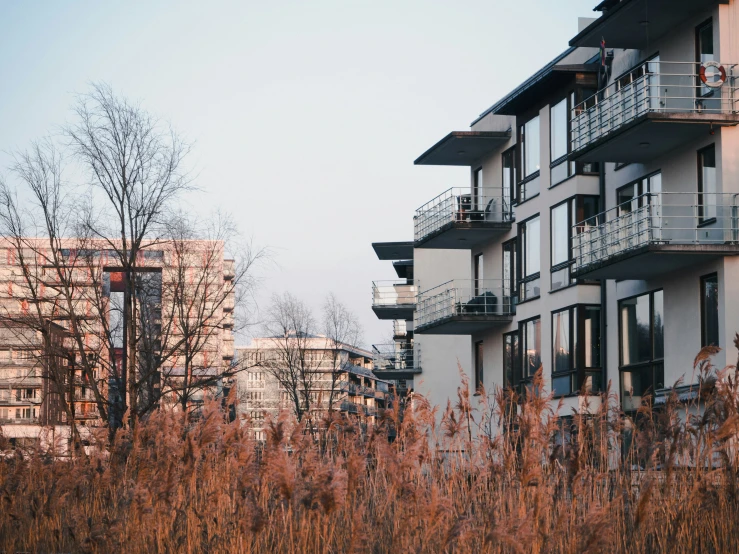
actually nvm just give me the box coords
[700,61,726,88]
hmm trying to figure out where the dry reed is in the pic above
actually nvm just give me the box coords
[1,346,739,553]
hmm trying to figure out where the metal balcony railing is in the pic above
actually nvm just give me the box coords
[416,279,515,329]
[372,344,419,372]
[414,187,513,243]
[571,61,738,153]
[572,192,739,273]
[372,281,416,308]
[340,400,360,414]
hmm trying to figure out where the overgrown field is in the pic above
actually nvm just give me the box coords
[2,348,739,553]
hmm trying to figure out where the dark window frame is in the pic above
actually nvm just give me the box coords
[697,144,717,224]
[474,340,484,393]
[503,238,518,306]
[517,115,541,203]
[615,170,662,216]
[617,289,665,411]
[502,146,517,210]
[549,94,575,187]
[503,331,520,390]
[550,195,600,292]
[700,272,719,347]
[519,315,542,387]
[696,18,715,98]
[551,304,602,397]
[518,214,541,302]
[474,253,483,296]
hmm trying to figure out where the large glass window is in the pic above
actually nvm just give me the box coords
[551,305,602,397]
[551,196,599,291]
[550,98,574,186]
[521,317,541,382]
[503,332,520,389]
[474,341,484,392]
[619,290,665,411]
[701,273,719,347]
[473,167,483,211]
[518,116,541,202]
[474,253,483,296]
[523,116,540,178]
[502,147,516,214]
[503,239,518,306]
[697,19,715,95]
[519,215,540,301]
[616,172,662,216]
[698,145,716,222]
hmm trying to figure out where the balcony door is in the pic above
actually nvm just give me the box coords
[696,19,715,97]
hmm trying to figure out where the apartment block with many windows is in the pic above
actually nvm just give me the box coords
[404,0,739,424]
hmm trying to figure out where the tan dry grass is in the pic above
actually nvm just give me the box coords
[1,348,739,553]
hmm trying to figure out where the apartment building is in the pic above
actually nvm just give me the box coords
[0,239,236,448]
[381,0,739,424]
[237,336,389,439]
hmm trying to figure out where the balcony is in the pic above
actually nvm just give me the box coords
[570,61,739,163]
[572,192,739,280]
[371,280,416,320]
[372,344,420,380]
[340,400,360,415]
[415,280,515,335]
[414,188,513,249]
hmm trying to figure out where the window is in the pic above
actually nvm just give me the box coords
[570,89,601,175]
[502,147,516,212]
[698,145,716,222]
[520,317,541,383]
[503,332,520,389]
[518,216,540,301]
[503,239,518,305]
[473,167,483,211]
[550,97,574,186]
[619,290,665,411]
[701,273,719,347]
[518,116,540,202]
[551,196,599,291]
[697,19,715,96]
[474,253,483,296]
[551,305,602,397]
[474,341,484,393]
[616,172,662,216]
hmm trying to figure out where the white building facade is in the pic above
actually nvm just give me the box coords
[381,0,739,424]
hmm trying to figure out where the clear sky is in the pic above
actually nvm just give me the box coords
[0,0,598,348]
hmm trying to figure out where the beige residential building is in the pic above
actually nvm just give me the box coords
[0,238,235,448]
[237,336,390,439]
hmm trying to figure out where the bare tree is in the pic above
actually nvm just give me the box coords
[258,293,365,428]
[322,293,363,414]
[0,84,264,442]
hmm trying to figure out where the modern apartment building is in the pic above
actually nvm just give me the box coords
[0,239,236,448]
[377,0,739,424]
[236,336,389,439]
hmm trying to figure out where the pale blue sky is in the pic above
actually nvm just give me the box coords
[0,0,598,347]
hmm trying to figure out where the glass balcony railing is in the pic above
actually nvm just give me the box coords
[372,281,416,308]
[571,60,738,154]
[415,279,515,331]
[572,192,739,274]
[414,187,513,244]
[372,344,419,373]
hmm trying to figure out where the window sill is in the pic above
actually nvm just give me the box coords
[549,173,576,189]
[516,295,540,305]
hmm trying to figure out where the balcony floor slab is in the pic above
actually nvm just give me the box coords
[415,315,513,335]
[372,305,415,320]
[372,370,422,380]
[570,112,739,164]
[415,221,512,249]
[572,243,739,280]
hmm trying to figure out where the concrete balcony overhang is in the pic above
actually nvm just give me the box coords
[372,241,414,261]
[414,131,511,166]
[571,243,739,280]
[570,0,727,50]
[372,280,416,320]
[372,304,415,320]
[415,314,513,335]
[392,259,413,278]
[570,112,739,164]
[415,220,512,249]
